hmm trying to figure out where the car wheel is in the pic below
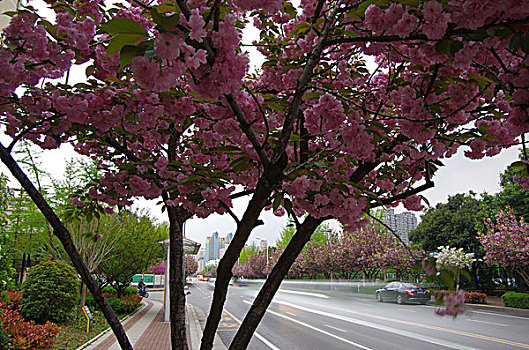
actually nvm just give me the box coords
[376,293,383,302]
[396,294,405,304]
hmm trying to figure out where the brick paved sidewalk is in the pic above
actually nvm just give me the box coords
[78,299,226,350]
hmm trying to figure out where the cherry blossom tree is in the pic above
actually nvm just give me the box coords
[478,209,529,286]
[185,255,198,276]
[149,260,166,275]
[1,1,529,349]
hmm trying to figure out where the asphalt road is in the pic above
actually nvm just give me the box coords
[185,281,529,350]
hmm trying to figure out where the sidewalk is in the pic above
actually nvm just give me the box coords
[77,298,226,350]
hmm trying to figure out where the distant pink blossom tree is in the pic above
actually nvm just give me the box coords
[149,260,166,275]
[478,209,529,286]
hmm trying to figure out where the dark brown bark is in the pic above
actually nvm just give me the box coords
[0,142,132,350]
[167,205,191,350]
[228,216,323,350]
[166,134,193,350]
[200,174,277,350]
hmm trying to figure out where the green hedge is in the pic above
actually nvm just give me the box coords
[123,286,138,296]
[102,286,117,294]
[501,292,529,309]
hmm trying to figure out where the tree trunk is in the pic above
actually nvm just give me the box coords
[80,282,87,307]
[0,143,133,350]
[229,216,323,350]
[167,205,191,350]
[200,175,276,350]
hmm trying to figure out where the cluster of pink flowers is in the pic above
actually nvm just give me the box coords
[0,0,528,252]
[435,290,466,316]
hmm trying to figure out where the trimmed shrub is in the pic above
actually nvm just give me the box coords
[502,292,529,309]
[107,297,122,314]
[433,290,487,304]
[84,290,140,315]
[21,260,78,324]
[123,286,138,296]
[0,291,60,349]
[102,286,117,295]
[120,295,141,314]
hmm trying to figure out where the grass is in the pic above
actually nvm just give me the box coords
[53,310,111,350]
[53,306,140,350]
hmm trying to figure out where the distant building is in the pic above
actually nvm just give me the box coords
[382,208,417,245]
[258,239,268,252]
[204,232,233,263]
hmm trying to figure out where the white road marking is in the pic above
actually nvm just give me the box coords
[472,310,529,321]
[465,319,508,327]
[324,324,347,333]
[273,300,479,350]
[397,308,415,312]
[243,301,372,349]
[223,308,280,350]
[286,312,297,317]
[279,289,330,298]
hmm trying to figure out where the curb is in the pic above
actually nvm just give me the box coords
[186,303,227,350]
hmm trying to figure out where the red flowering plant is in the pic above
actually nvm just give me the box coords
[0,291,60,350]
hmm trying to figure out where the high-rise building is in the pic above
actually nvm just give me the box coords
[258,239,268,252]
[204,232,234,263]
[382,208,417,245]
[204,236,212,263]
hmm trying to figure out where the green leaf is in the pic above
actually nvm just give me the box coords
[107,34,146,56]
[302,91,322,99]
[520,35,529,54]
[283,198,293,216]
[119,45,144,69]
[101,17,147,36]
[155,5,178,14]
[509,161,528,170]
[272,195,282,212]
[178,174,200,184]
[397,0,419,6]
[264,101,284,112]
[38,19,58,39]
[284,1,297,18]
[85,65,95,77]
[435,39,464,56]
[439,269,455,289]
[230,157,250,173]
[346,0,389,19]
[150,8,180,31]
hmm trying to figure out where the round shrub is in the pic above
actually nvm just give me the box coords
[21,260,78,323]
[102,285,117,295]
[107,297,122,314]
[123,286,138,296]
